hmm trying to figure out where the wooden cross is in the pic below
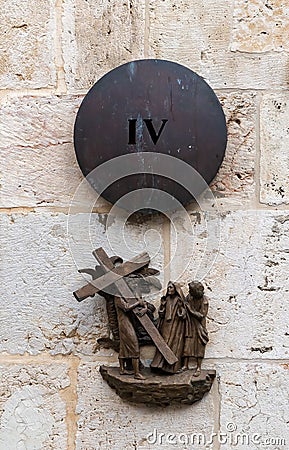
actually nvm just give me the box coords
[73,247,178,365]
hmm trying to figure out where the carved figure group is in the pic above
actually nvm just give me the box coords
[151,281,209,376]
[112,279,209,378]
[74,249,209,380]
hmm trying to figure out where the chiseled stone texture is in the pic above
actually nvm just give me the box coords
[200,50,289,90]
[0,0,56,89]
[148,0,231,73]
[0,95,108,209]
[170,210,289,360]
[62,0,146,91]
[76,361,218,450]
[231,0,289,53]
[0,363,69,449]
[218,362,289,450]
[0,95,81,149]
[147,0,289,89]
[0,212,164,356]
[260,94,289,205]
[212,92,257,205]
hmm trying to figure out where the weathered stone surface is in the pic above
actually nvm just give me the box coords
[0,94,80,208]
[231,0,289,53]
[0,362,69,449]
[0,95,81,149]
[170,210,289,360]
[201,50,289,89]
[100,366,216,406]
[76,361,218,449]
[260,94,289,205]
[62,0,146,91]
[0,95,108,209]
[218,362,289,449]
[0,212,164,356]
[0,0,56,88]
[147,0,289,89]
[148,0,231,73]
[212,92,257,205]
[0,143,87,208]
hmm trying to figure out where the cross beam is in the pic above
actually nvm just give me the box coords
[75,247,178,366]
[73,251,150,302]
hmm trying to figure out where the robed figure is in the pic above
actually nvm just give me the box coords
[182,281,209,376]
[78,255,160,380]
[114,295,146,379]
[151,281,186,373]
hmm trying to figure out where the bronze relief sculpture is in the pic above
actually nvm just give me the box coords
[183,281,209,376]
[151,282,186,374]
[114,294,146,379]
[74,249,215,406]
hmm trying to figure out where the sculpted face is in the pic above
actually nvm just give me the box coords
[167,283,176,296]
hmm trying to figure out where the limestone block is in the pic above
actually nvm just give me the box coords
[200,50,289,90]
[260,94,289,205]
[62,0,146,91]
[148,0,231,72]
[211,92,257,205]
[218,362,289,449]
[147,0,289,89]
[0,363,69,449]
[231,0,289,53]
[170,210,289,360]
[0,143,85,209]
[0,0,56,88]
[0,211,164,356]
[76,361,218,450]
[0,95,108,209]
[0,95,81,149]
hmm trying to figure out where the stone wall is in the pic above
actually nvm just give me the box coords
[0,0,289,449]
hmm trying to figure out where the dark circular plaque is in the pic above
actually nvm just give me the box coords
[74,59,227,209]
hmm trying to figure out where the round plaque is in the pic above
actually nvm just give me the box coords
[74,59,227,210]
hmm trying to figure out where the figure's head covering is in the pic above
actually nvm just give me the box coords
[167,281,185,303]
[188,281,204,298]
